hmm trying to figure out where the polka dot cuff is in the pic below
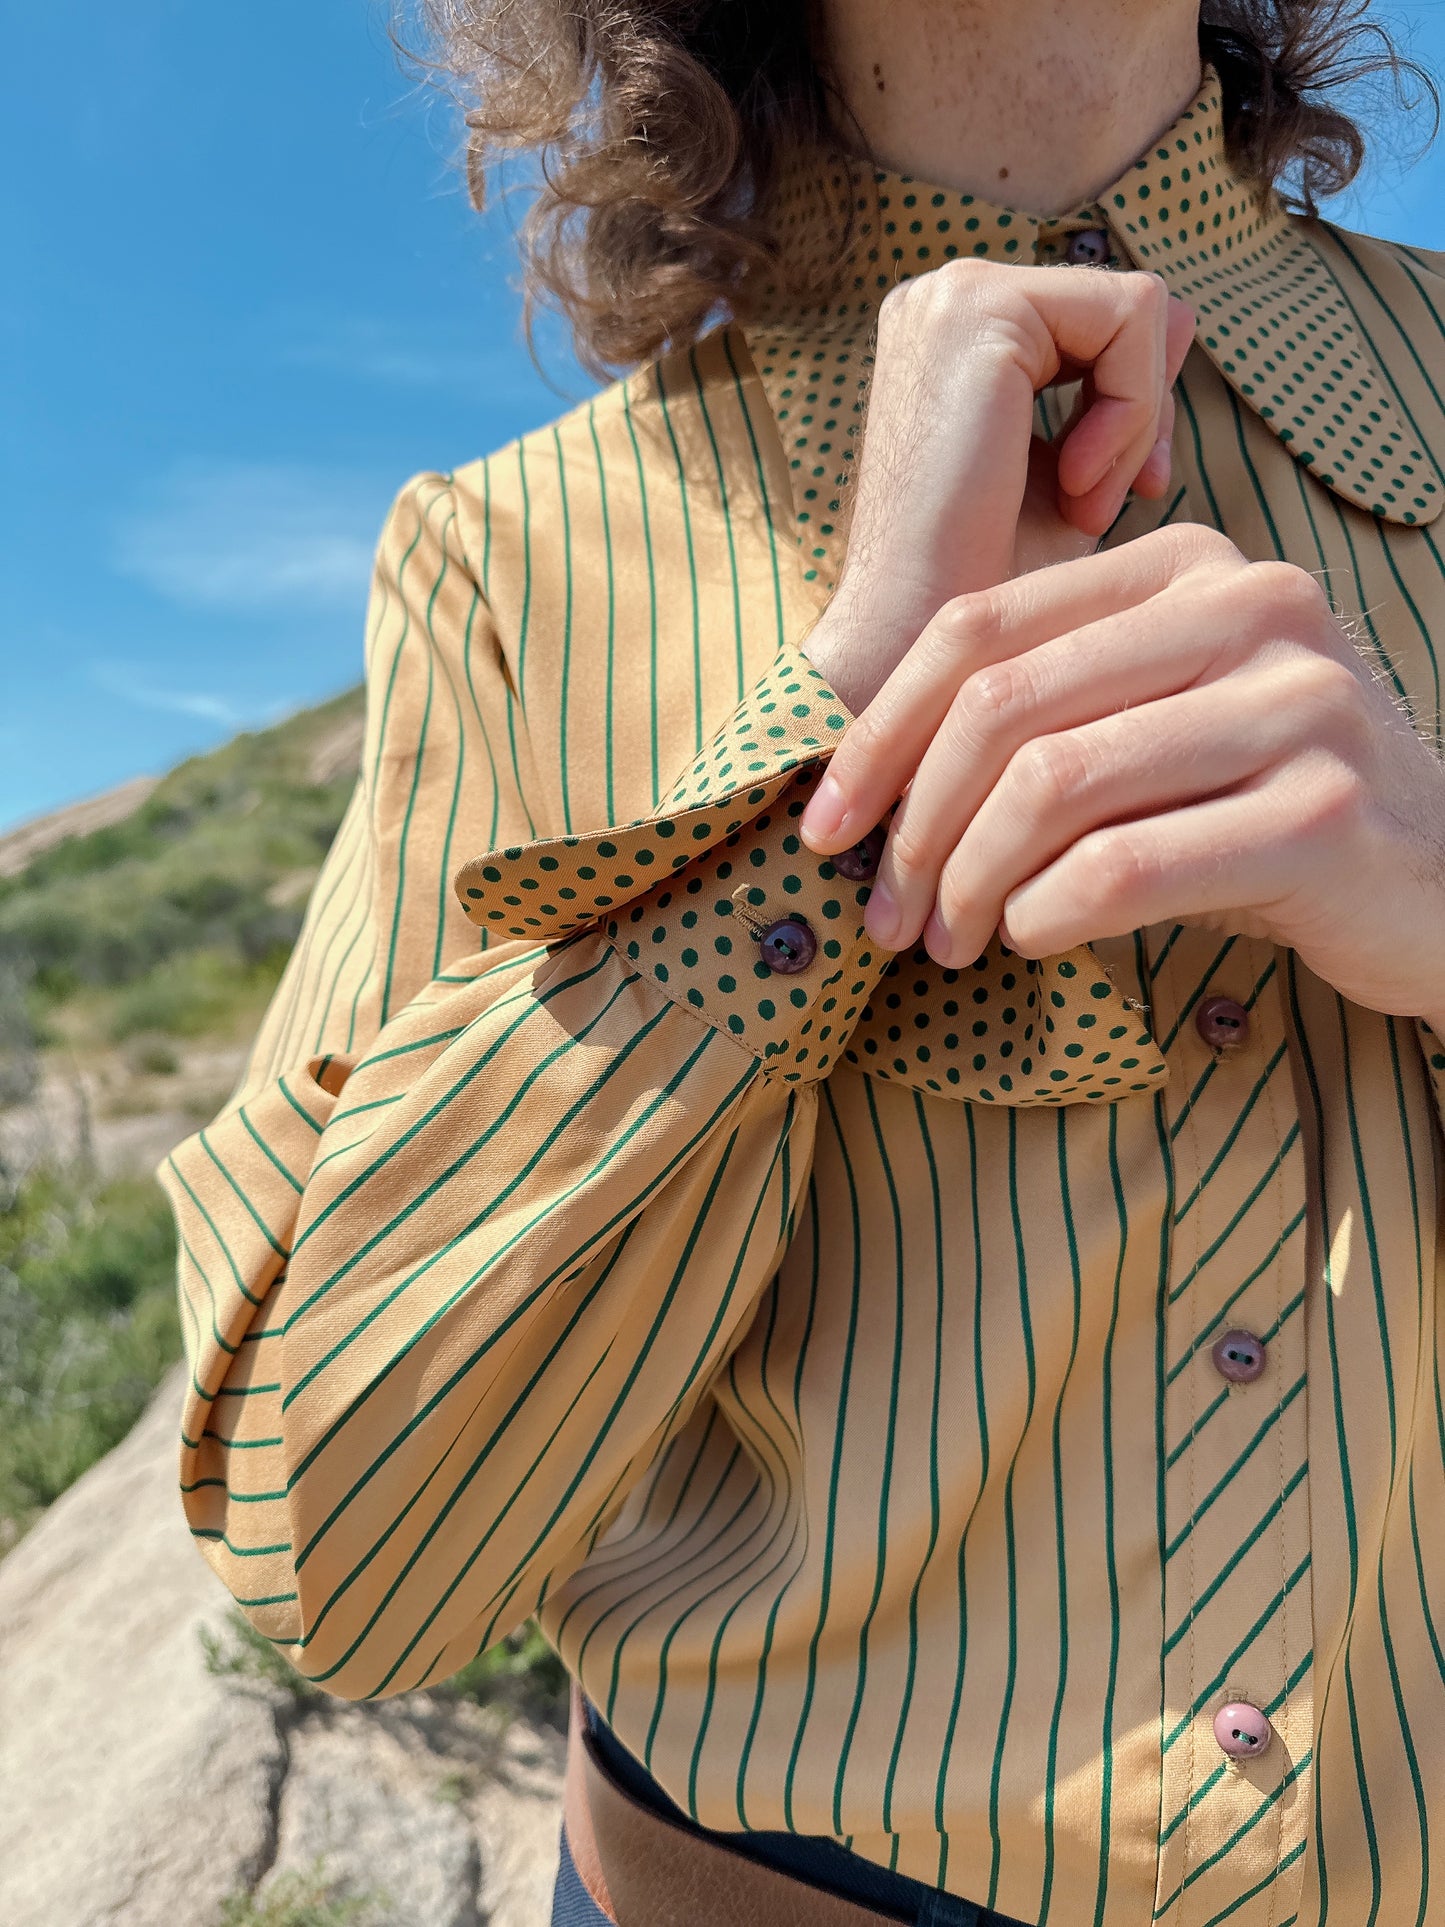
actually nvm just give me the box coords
[453,642,1174,1102]
[453,645,892,1081]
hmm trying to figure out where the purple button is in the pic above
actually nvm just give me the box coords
[1214,1701,1273,1760]
[832,825,887,883]
[1066,227,1111,266]
[757,917,816,975]
[1196,995,1250,1051]
[1212,1329,1267,1384]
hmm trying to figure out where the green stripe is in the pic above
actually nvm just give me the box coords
[782,1078,862,1832]
[985,1108,1036,1915]
[880,1095,946,1835]
[1038,1108,1084,1924]
[363,1108,796,1697]
[653,357,704,753]
[285,978,683,1404]
[380,499,444,1020]
[618,379,662,807]
[831,1075,908,1832]
[736,1175,825,1827]
[1164,1381,1306,1559]
[553,424,576,833]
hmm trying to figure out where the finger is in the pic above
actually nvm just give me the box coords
[1128,390,1177,500]
[1059,291,1195,528]
[920,667,1310,965]
[1130,294,1195,495]
[799,522,1238,852]
[1054,279,1176,500]
[865,570,1253,945]
[991,771,1311,959]
[1163,290,1197,386]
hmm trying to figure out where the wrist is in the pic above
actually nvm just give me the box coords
[798,603,878,718]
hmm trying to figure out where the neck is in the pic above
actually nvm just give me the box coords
[814,0,1206,216]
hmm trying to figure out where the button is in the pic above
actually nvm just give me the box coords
[1066,227,1111,266]
[1196,995,1249,1051]
[1214,1701,1273,1760]
[1211,1329,1267,1383]
[757,917,816,974]
[832,825,886,882]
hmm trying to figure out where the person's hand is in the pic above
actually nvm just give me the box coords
[798,523,1445,1027]
[800,257,1197,713]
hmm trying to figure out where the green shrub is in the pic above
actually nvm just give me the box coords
[0,686,362,1027]
[197,1607,570,1728]
[439,1621,570,1726]
[0,1167,180,1531]
[127,1038,180,1076]
[106,948,286,1042]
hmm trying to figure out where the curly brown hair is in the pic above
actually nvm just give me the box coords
[400,1,1439,377]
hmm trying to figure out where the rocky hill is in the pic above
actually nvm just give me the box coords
[0,690,372,1541]
[0,699,567,1926]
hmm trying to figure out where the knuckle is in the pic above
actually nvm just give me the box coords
[1124,268,1169,315]
[937,254,1000,295]
[882,813,930,883]
[962,657,1027,726]
[1293,652,1360,713]
[932,591,1003,661]
[1165,521,1238,569]
[1014,731,1093,809]
[1250,559,1328,625]
[1077,828,1153,907]
[1295,755,1367,841]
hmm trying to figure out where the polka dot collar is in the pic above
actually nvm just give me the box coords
[742,60,1443,529]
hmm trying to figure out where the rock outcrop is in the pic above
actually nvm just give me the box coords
[0,1361,565,1927]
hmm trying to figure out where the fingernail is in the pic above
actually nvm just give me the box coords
[865,881,900,948]
[801,772,847,845]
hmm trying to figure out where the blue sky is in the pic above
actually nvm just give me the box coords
[3,2,1444,831]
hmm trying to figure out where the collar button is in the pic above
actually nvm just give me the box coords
[1066,227,1112,266]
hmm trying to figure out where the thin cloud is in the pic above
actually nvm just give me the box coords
[88,663,260,728]
[112,460,388,613]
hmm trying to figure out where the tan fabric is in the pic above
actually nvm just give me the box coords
[161,62,1445,1927]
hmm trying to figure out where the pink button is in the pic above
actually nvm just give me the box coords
[1196,995,1249,1051]
[1214,1701,1273,1760]
[1211,1329,1267,1384]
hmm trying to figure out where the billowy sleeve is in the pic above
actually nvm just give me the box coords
[160,470,890,1700]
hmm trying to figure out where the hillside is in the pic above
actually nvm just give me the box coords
[0,687,365,1548]
[0,690,571,1925]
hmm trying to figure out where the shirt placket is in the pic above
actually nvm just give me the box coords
[1145,925,1314,1926]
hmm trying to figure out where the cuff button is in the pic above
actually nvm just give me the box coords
[758,917,817,974]
[832,825,887,882]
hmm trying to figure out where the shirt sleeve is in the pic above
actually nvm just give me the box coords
[160,469,890,1702]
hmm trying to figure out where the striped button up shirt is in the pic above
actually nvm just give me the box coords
[162,62,1445,1927]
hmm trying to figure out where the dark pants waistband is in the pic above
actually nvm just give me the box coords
[577,1694,1035,1927]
